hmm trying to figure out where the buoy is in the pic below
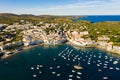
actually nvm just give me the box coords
[31,67,34,70]
[5,62,8,64]
[98,69,102,72]
[77,72,82,75]
[69,75,73,77]
[109,67,113,70]
[103,77,108,80]
[57,74,61,77]
[52,72,56,74]
[116,67,120,71]
[76,76,81,79]
[39,71,42,74]
[50,67,53,69]
[103,66,107,69]
[97,64,100,66]
[40,65,43,68]
[57,66,60,68]
[33,74,37,77]
[36,67,39,70]
[53,58,56,61]
[72,70,75,73]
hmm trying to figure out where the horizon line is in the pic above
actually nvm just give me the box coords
[0,13,120,16]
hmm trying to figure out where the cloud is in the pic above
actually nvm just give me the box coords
[0,0,120,15]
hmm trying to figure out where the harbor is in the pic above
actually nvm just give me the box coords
[0,44,120,80]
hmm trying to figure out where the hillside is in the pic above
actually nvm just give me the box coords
[0,13,80,24]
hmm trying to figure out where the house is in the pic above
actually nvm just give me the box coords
[30,40,43,45]
[0,26,2,30]
[23,35,33,46]
[97,41,108,47]
[0,24,6,31]
[98,35,110,41]
[71,31,79,36]
[5,38,13,42]
[80,31,89,35]
[97,35,110,47]
[0,42,3,51]
[0,46,3,51]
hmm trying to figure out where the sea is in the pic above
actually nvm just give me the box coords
[0,16,120,80]
[78,15,120,23]
[0,44,120,80]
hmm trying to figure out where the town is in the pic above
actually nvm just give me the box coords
[0,14,120,59]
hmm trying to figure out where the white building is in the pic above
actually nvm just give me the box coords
[80,31,89,35]
[98,35,110,41]
[0,46,3,51]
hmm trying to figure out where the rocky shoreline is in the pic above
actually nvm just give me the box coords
[68,41,120,56]
[97,45,120,55]
[1,41,120,60]
[1,43,44,59]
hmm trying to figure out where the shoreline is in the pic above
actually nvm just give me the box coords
[1,42,120,59]
[96,45,120,55]
[67,42,120,56]
[1,43,44,59]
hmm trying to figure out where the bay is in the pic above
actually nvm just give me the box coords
[0,44,120,80]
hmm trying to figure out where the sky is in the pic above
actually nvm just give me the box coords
[0,0,120,15]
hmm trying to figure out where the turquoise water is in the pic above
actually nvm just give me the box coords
[0,45,120,80]
[79,16,120,23]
